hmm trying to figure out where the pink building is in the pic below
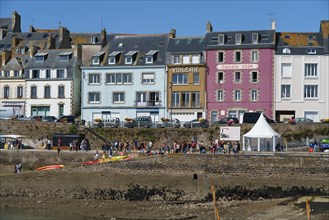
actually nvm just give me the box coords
[205,29,276,123]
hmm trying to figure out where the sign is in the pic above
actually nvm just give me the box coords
[217,64,258,70]
[172,67,199,73]
[220,126,241,141]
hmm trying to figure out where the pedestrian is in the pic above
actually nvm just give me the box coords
[14,163,22,173]
[57,146,62,157]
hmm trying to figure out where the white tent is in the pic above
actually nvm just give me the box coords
[242,113,280,152]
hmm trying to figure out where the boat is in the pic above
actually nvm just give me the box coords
[36,164,64,171]
[81,155,130,165]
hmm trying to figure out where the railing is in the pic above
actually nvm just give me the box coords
[134,100,162,107]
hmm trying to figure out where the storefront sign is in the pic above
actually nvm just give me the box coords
[172,67,199,73]
[217,64,258,70]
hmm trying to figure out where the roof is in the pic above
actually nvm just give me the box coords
[167,37,205,53]
[243,113,280,138]
[205,30,276,49]
[0,18,12,32]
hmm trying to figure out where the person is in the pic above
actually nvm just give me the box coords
[57,146,62,157]
[94,150,99,161]
[15,163,22,173]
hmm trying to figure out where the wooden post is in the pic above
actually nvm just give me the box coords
[306,198,311,220]
[211,184,220,220]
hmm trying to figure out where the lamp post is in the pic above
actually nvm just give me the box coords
[169,81,173,152]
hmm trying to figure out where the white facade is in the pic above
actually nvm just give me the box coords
[274,54,329,122]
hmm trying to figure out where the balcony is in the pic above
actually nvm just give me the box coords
[134,100,162,107]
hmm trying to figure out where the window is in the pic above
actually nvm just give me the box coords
[217,72,224,83]
[14,70,19,77]
[281,63,292,77]
[106,73,132,84]
[173,73,188,85]
[17,86,23,98]
[31,86,37,98]
[305,64,318,77]
[218,34,225,45]
[113,92,125,103]
[123,73,132,84]
[251,50,258,62]
[46,70,51,78]
[252,33,258,44]
[145,51,157,64]
[251,71,258,83]
[35,55,45,62]
[234,90,241,101]
[307,49,316,54]
[172,92,180,107]
[108,51,121,65]
[92,57,99,65]
[173,55,180,64]
[125,56,132,64]
[32,70,40,79]
[108,57,116,64]
[146,56,153,64]
[106,74,115,84]
[191,92,200,107]
[251,89,258,101]
[235,34,242,44]
[4,86,9,98]
[57,69,65,78]
[192,55,200,64]
[181,92,190,107]
[193,72,200,84]
[58,104,64,117]
[234,71,241,83]
[89,73,100,84]
[89,92,100,103]
[142,73,155,84]
[136,92,147,105]
[304,85,318,98]
[4,71,10,77]
[281,85,291,98]
[182,55,190,64]
[218,51,224,63]
[234,51,241,63]
[58,86,65,98]
[217,90,224,101]
[59,55,69,61]
[44,86,51,98]
[282,48,291,54]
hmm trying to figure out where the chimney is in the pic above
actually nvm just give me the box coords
[30,46,38,58]
[101,28,107,47]
[47,34,55,49]
[271,20,276,30]
[58,27,71,48]
[0,29,7,40]
[206,21,213,33]
[169,29,176,38]
[11,35,20,47]
[73,44,82,62]
[29,25,36,32]
[1,50,11,67]
[12,11,21,32]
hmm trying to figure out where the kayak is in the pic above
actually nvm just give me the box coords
[36,165,64,171]
[82,155,130,165]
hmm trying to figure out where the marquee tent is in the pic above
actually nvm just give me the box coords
[242,113,280,152]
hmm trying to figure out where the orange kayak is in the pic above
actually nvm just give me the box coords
[36,165,64,171]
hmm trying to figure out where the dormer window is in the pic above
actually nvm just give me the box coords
[252,33,258,44]
[282,48,291,54]
[125,51,137,64]
[92,51,105,65]
[235,34,242,45]
[145,50,158,64]
[34,53,48,62]
[108,51,121,65]
[91,36,98,44]
[59,52,72,61]
[173,55,180,64]
[307,48,316,54]
[218,34,225,45]
[192,54,200,64]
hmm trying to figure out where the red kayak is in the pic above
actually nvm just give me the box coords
[36,165,64,171]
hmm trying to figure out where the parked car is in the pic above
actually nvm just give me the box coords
[15,115,29,120]
[294,117,313,124]
[56,115,75,123]
[242,112,276,123]
[31,115,43,121]
[157,118,181,128]
[212,117,239,126]
[124,116,153,128]
[183,119,209,128]
[42,116,57,122]
[97,118,121,128]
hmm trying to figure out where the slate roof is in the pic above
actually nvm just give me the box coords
[275,32,324,55]
[25,49,77,78]
[101,34,170,66]
[167,37,205,53]
[1,56,27,71]
[0,18,12,32]
[205,30,275,49]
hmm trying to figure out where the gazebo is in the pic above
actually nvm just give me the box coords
[242,113,280,152]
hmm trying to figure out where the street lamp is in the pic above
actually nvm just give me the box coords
[169,81,173,152]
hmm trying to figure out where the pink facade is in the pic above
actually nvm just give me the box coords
[206,48,274,121]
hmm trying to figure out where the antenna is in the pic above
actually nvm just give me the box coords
[268,12,276,22]
[101,18,103,31]
[59,21,61,27]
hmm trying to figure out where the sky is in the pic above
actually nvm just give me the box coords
[1,0,329,36]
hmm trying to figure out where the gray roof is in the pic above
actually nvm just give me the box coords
[205,30,276,49]
[25,49,77,78]
[167,37,205,53]
[0,18,12,32]
[103,34,170,66]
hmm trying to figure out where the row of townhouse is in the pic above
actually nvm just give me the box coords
[1,11,328,124]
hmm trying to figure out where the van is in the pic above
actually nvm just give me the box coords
[97,118,121,128]
[242,112,276,123]
[56,115,75,123]
[124,116,153,128]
